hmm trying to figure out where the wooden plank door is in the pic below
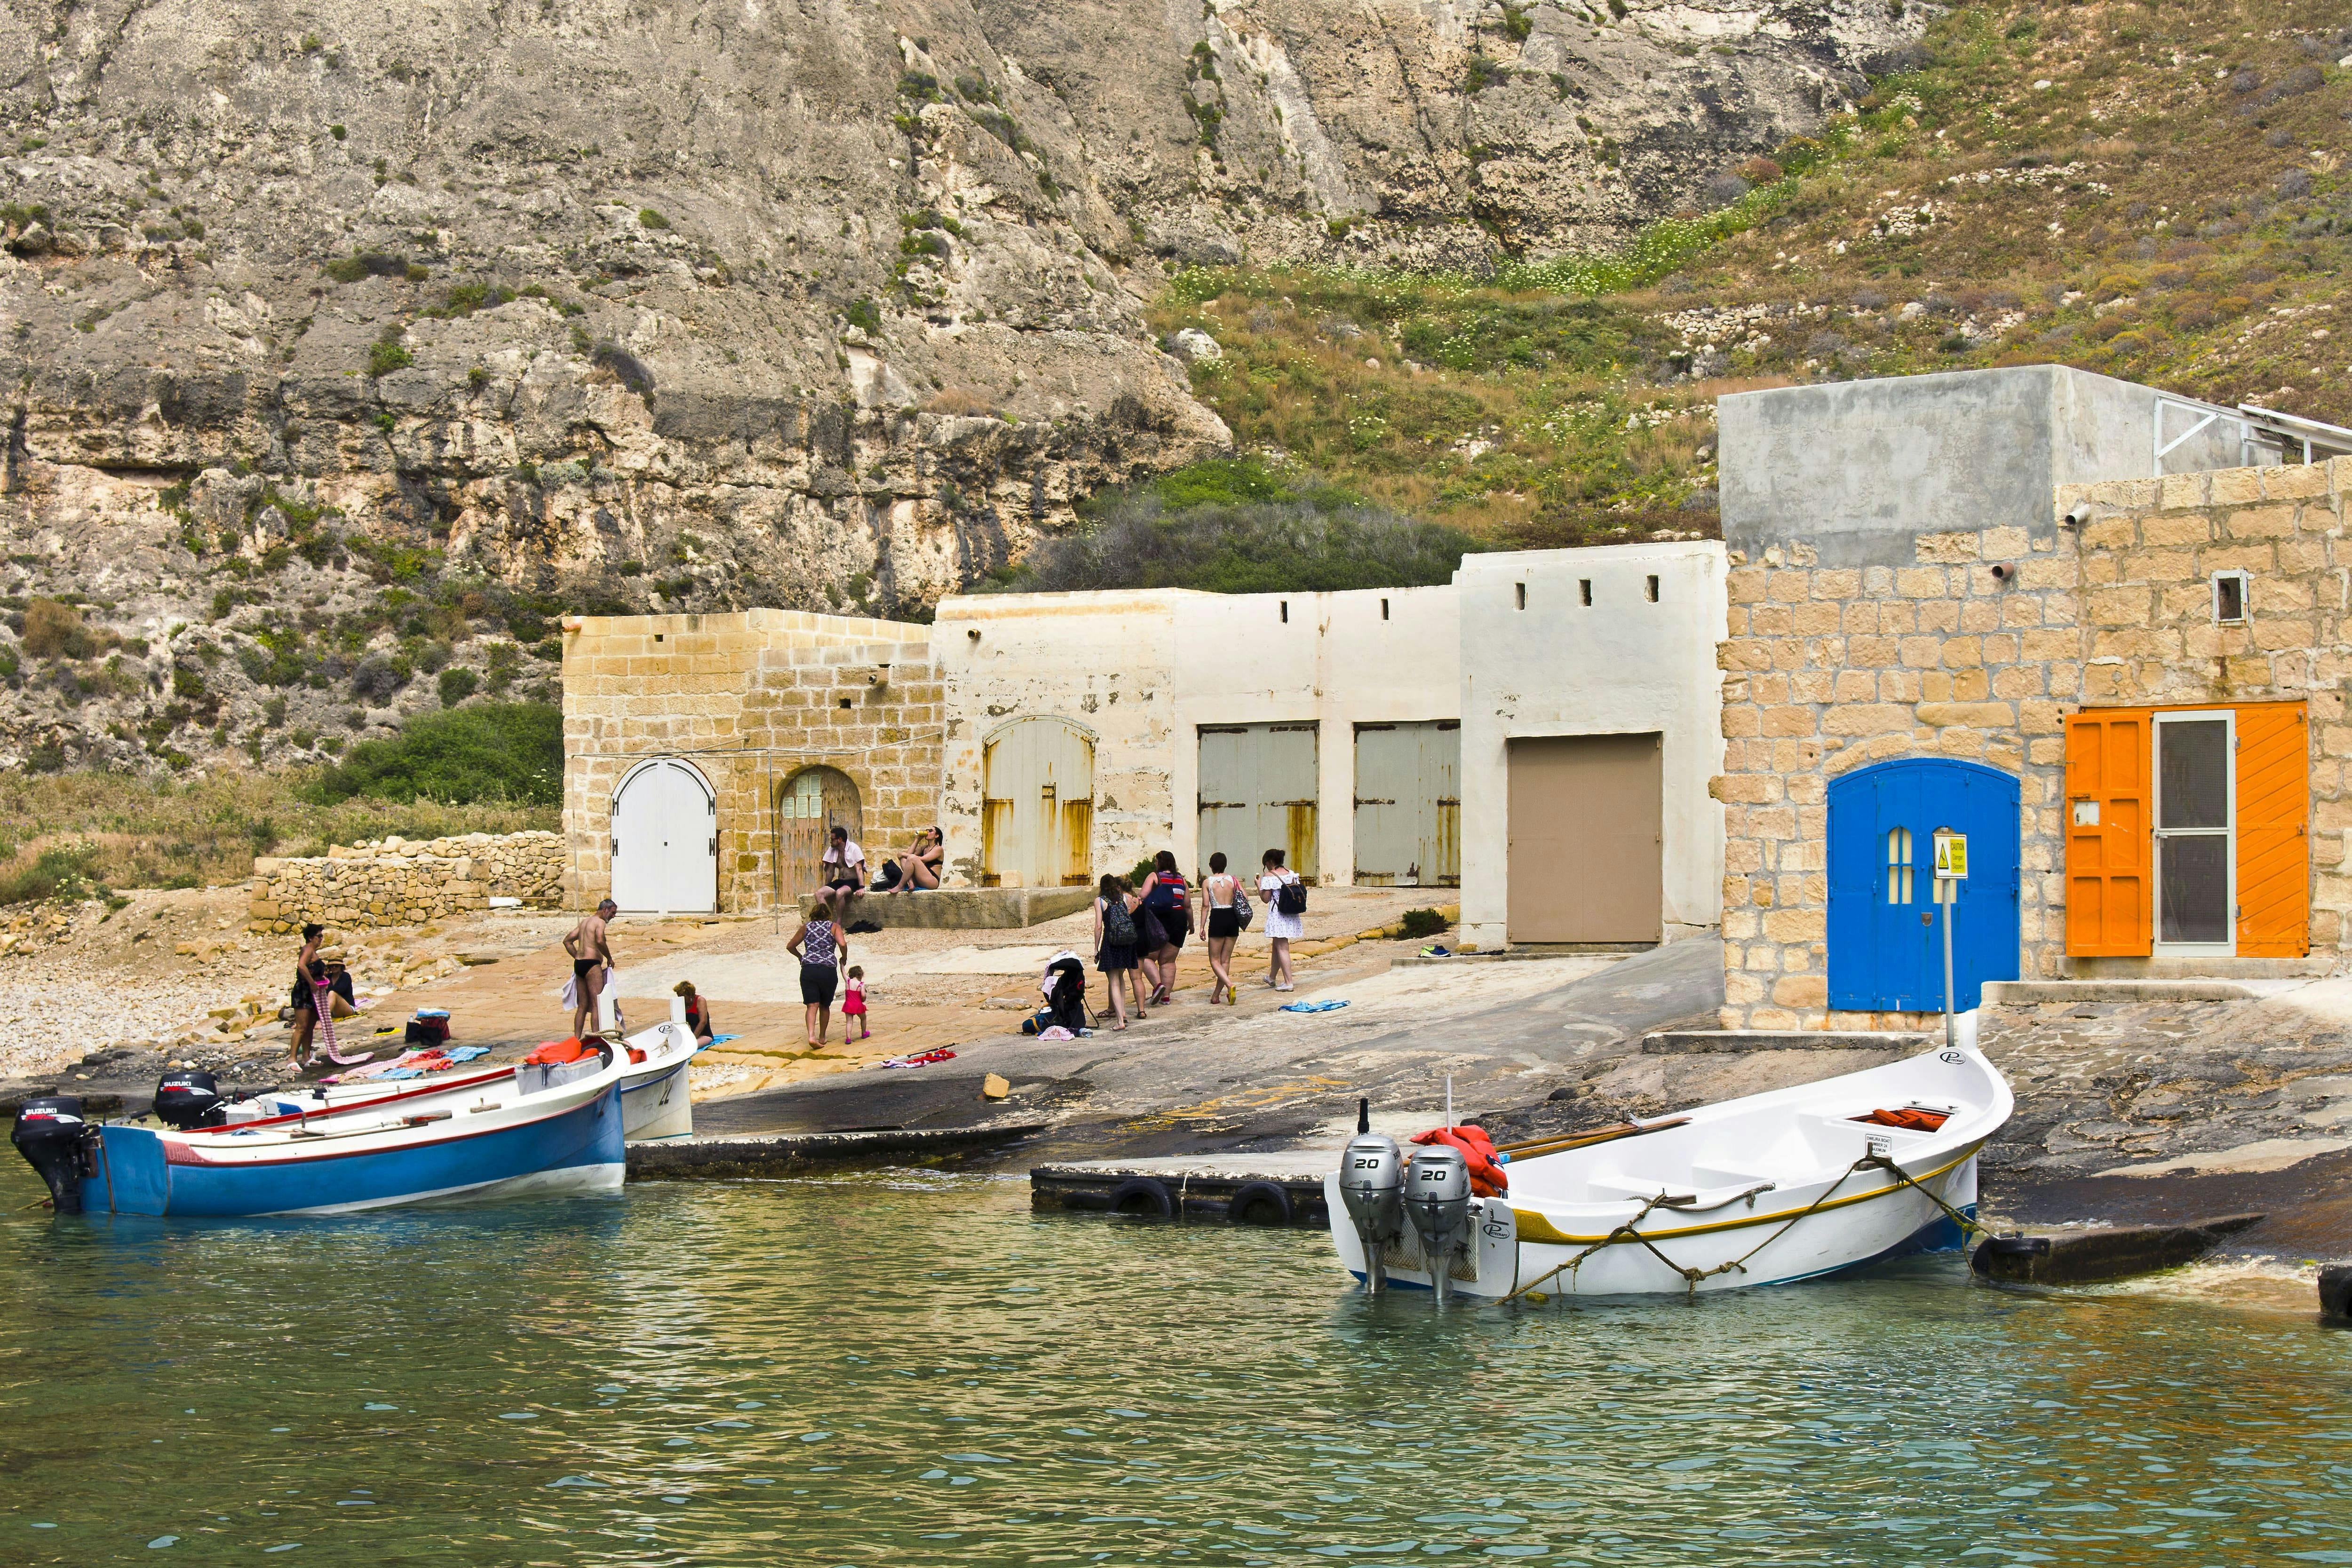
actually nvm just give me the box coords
[2236,701,2310,957]
[1353,721,1461,887]
[2064,710,2153,957]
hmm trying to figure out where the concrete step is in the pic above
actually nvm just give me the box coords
[2060,955,2336,980]
[1642,1029,1933,1054]
[796,887,1092,929]
[1985,979,2265,1004]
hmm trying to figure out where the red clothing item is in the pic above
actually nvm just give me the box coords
[1411,1125,1510,1197]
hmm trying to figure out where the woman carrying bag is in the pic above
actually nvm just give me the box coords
[1258,847,1304,992]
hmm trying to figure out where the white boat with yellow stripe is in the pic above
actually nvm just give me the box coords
[1326,1040,2012,1300]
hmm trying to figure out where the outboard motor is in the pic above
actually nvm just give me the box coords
[1338,1130,1406,1292]
[1405,1144,1475,1306]
[11,1095,88,1213]
[153,1069,224,1131]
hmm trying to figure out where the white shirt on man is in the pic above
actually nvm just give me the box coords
[824,839,866,870]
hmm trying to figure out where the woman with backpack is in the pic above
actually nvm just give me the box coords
[1258,847,1305,992]
[1093,873,1150,1030]
[1136,850,1194,1006]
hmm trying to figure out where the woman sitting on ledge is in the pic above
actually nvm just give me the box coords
[887,827,944,893]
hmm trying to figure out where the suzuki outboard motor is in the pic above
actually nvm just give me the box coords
[1405,1144,1475,1306]
[1337,1131,1405,1292]
[153,1069,224,1131]
[11,1096,88,1213]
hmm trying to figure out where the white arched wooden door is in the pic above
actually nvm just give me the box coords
[982,719,1094,887]
[611,760,717,913]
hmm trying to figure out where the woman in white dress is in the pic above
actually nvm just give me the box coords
[1257,847,1303,992]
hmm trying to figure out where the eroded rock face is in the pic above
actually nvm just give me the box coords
[0,0,1913,769]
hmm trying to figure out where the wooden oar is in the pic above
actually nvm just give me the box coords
[1498,1116,1692,1161]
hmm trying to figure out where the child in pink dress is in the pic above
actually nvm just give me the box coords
[843,965,870,1042]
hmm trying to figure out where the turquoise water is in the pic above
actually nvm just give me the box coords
[2,1164,2348,1565]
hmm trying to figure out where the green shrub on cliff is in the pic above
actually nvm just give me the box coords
[306,702,561,807]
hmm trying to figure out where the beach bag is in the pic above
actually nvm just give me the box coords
[404,1014,451,1047]
[1101,896,1137,948]
[1275,876,1307,917]
[1136,903,1170,951]
[1232,882,1253,928]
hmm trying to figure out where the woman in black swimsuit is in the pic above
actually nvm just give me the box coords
[286,923,326,1071]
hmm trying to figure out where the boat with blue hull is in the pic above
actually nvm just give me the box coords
[12,1043,629,1218]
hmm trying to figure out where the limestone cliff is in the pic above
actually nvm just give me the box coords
[0,0,1913,771]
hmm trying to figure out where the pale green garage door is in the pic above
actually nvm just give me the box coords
[1353,721,1461,886]
[1198,723,1319,880]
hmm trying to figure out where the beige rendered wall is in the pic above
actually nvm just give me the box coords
[932,586,1461,888]
[1714,455,2352,1029]
[560,609,941,912]
[1456,542,1729,952]
[1168,586,1461,882]
[932,593,1179,888]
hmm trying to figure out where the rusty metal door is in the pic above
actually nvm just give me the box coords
[982,718,1095,887]
[1506,733,1662,942]
[1353,721,1461,886]
[1198,722,1319,880]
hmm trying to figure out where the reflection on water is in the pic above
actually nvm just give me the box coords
[1,1164,2348,1565]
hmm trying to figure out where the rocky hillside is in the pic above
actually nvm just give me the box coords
[0,0,1909,774]
[1144,0,2352,541]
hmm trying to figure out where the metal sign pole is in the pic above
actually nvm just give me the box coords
[1932,826,1967,1051]
[1942,890,1955,1050]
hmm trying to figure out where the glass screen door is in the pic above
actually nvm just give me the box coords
[2153,710,2234,954]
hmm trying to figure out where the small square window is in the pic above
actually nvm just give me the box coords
[1514,582,1527,610]
[2212,570,2248,625]
[1579,578,1592,607]
[1279,600,1289,624]
[1646,574,1660,603]
[1380,597,1390,620]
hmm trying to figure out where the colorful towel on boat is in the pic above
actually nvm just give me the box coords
[321,1045,491,1084]
[1280,998,1350,1014]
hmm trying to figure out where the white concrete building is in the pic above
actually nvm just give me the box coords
[562,545,1731,947]
[1454,542,1729,952]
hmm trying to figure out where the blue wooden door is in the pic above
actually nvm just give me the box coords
[1828,759,2020,1013]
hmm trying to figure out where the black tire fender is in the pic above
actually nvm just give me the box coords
[1108,1176,1176,1218]
[1227,1180,1294,1227]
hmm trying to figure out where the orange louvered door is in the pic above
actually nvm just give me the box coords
[2235,701,2310,957]
[2065,709,2152,957]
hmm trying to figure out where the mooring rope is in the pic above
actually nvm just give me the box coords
[1498,1150,1989,1305]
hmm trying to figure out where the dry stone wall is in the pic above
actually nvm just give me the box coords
[1716,456,2352,1030]
[248,831,564,934]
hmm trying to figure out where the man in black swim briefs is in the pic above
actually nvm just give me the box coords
[563,898,618,1039]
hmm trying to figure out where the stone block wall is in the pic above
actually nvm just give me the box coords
[248,831,565,933]
[1716,456,2352,1029]
[2066,457,2352,953]
[561,609,945,913]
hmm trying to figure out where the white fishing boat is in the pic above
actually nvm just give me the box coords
[614,1019,703,1141]
[1327,1039,2013,1301]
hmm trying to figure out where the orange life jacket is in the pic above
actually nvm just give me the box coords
[1411,1125,1510,1197]
[1852,1106,1949,1132]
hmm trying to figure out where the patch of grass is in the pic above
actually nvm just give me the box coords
[0,772,553,895]
[1397,907,1452,939]
[1149,275,1717,539]
[992,461,1484,595]
[305,702,561,807]
[366,331,413,377]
